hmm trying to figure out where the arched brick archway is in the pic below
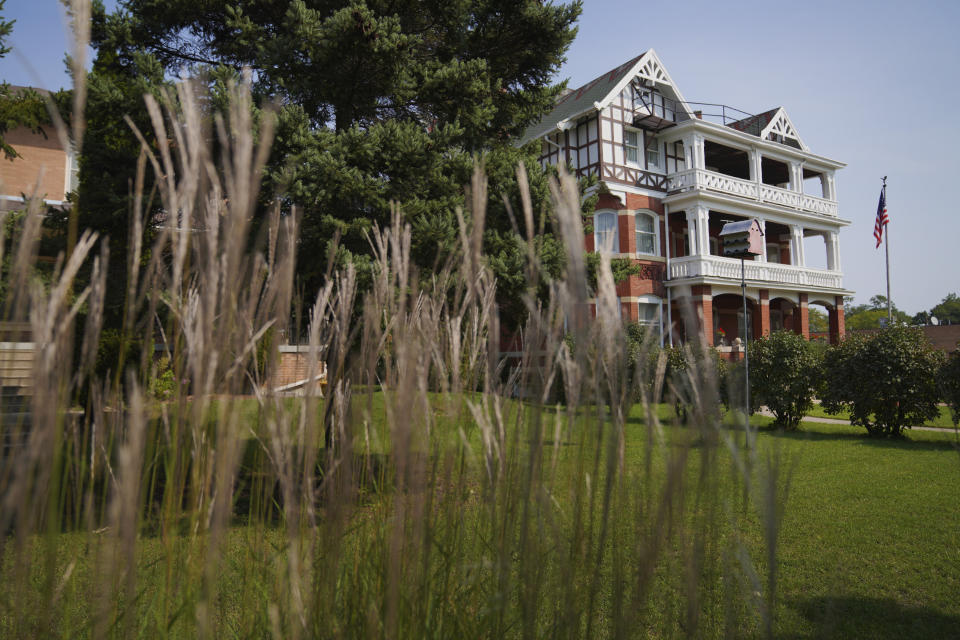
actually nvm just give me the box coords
[808,296,846,344]
[769,297,799,334]
[712,293,758,346]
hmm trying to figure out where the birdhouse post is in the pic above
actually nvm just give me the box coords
[719,219,764,431]
[719,219,764,258]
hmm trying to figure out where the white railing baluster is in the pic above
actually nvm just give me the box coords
[667,255,841,288]
[669,169,836,217]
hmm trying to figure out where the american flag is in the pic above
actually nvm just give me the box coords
[874,187,888,248]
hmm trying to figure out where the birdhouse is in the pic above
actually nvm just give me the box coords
[719,219,764,258]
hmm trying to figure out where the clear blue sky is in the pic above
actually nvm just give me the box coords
[1,0,957,315]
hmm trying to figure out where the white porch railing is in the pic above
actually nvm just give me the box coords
[668,255,843,289]
[667,168,838,217]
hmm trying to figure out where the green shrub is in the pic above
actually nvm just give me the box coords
[94,327,143,382]
[665,343,725,422]
[624,322,661,402]
[942,344,960,427]
[749,330,822,429]
[149,356,177,400]
[821,327,944,437]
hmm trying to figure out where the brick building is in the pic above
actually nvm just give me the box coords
[0,87,76,214]
[522,50,851,350]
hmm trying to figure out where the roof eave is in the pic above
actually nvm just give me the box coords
[664,119,845,169]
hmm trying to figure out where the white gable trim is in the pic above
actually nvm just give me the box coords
[595,49,694,119]
[760,108,807,151]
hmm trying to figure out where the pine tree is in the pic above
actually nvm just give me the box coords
[84,0,583,327]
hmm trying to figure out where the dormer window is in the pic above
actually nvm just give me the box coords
[634,87,675,122]
[634,88,653,113]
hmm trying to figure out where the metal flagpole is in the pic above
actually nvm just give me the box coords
[883,177,891,323]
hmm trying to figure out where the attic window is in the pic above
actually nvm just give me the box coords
[766,132,802,149]
[634,89,675,122]
[763,111,804,149]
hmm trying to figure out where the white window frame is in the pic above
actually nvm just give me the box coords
[634,211,659,257]
[624,128,641,166]
[646,139,660,170]
[594,210,619,254]
[636,294,664,346]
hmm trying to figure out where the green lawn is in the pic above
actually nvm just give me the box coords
[758,419,960,637]
[634,407,960,637]
[804,403,958,429]
[3,395,959,638]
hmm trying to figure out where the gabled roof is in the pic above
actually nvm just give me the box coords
[519,50,692,146]
[728,107,807,151]
[727,108,779,136]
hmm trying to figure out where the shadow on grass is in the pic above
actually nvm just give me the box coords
[760,424,960,452]
[784,595,960,639]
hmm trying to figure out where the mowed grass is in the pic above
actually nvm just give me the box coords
[3,395,959,638]
[804,403,958,429]
[758,419,960,638]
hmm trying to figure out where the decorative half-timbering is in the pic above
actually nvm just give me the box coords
[521,50,852,351]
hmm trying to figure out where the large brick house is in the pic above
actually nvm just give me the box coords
[522,50,851,349]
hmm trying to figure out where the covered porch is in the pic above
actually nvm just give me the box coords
[665,285,846,352]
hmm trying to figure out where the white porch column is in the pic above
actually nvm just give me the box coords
[694,134,706,170]
[758,218,768,262]
[835,233,842,271]
[827,231,841,271]
[790,225,805,267]
[683,135,696,170]
[695,205,710,256]
[685,209,698,255]
[750,147,763,188]
[790,161,803,192]
[823,171,837,200]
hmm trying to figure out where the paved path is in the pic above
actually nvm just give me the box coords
[758,408,959,434]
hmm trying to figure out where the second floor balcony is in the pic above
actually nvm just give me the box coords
[668,254,843,290]
[666,168,838,217]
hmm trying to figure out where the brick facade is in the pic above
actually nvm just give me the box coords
[268,348,326,390]
[0,127,70,202]
[759,289,771,337]
[796,293,810,339]
[592,192,668,302]
[923,325,960,352]
[828,295,845,344]
[691,284,713,347]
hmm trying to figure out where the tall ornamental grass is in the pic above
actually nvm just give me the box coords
[0,5,789,637]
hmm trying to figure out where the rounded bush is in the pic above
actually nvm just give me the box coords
[942,344,960,427]
[821,327,944,437]
[748,330,822,429]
